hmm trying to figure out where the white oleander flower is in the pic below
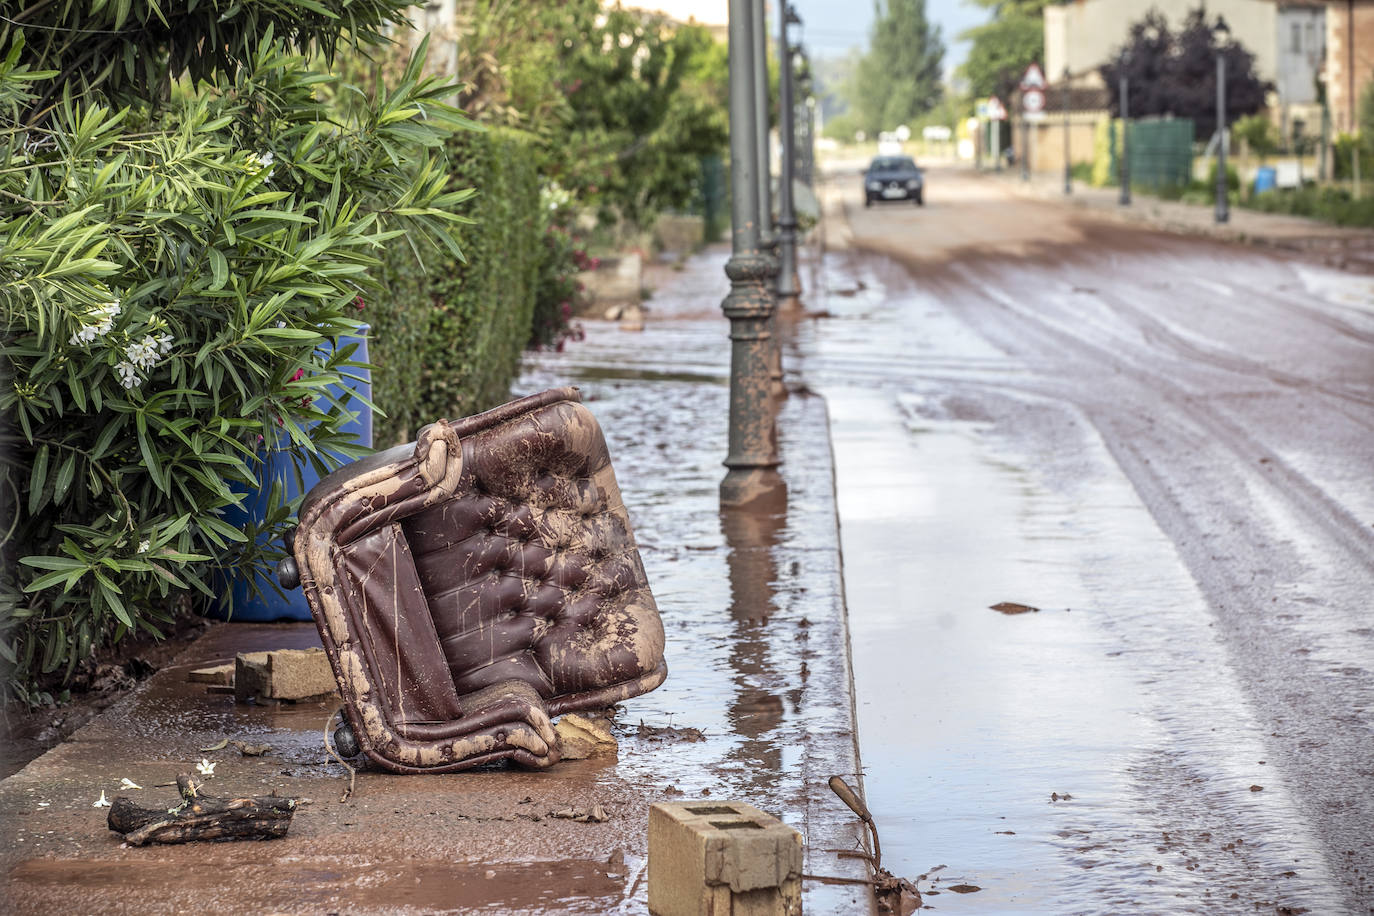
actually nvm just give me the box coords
[93,790,111,808]
[119,778,142,790]
[69,300,121,346]
[136,540,150,554]
[195,758,216,777]
[114,360,140,389]
[252,150,275,183]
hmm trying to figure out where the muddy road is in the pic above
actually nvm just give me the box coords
[796,166,1374,913]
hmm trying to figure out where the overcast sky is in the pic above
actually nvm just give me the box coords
[641,0,993,79]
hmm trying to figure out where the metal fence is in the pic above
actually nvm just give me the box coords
[1100,117,1196,191]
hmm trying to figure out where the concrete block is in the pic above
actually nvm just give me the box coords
[648,800,802,916]
[235,648,337,703]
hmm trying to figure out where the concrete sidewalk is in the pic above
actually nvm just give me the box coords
[0,250,871,914]
[993,168,1374,269]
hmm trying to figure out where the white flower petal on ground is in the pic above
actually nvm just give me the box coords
[196,758,216,777]
[119,778,142,790]
[93,790,111,808]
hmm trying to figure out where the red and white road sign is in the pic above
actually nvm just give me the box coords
[986,96,1007,121]
[1020,62,1046,90]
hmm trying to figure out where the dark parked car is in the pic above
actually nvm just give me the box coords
[863,155,924,206]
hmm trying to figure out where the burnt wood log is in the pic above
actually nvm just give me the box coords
[108,773,297,846]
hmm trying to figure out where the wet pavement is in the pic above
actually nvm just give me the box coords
[0,255,870,913]
[5,161,1371,915]
[801,165,1373,913]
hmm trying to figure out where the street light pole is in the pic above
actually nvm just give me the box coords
[749,0,784,398]
[776,6,802,312]
[1119,75,1131,205]
[721,0,781,508]
[751,0,772,243]
[1062,67,1072,194]
[1214,16,1230,224]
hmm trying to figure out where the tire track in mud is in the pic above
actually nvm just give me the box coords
[911,259,1374,913]
[946,263,1374,571]
[1080,285,1374,416]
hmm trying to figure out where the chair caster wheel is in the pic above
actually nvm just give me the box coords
[276,556,300,590]
[334,723,360,758]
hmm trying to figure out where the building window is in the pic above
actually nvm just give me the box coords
[1291,22,1302,53]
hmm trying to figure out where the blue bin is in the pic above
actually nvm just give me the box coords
[210,328,372,621]
[1253,166,1277,194]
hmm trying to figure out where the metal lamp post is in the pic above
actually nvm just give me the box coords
[748,0,784,399]
[1062,67,1072,194]
[721,0,781,507]
[1118,74,1131,205]
[751,0,773,245]
[776,5,802,312]
[1214,16,1231,224]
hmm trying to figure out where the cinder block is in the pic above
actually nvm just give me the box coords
[648,800,803,916]
[235,648,337,703]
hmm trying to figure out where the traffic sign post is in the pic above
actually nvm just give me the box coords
[1020,63,1047,123]
[1016,64,1047,180]
[987,97,1005,170]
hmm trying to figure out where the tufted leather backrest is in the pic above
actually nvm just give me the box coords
[289,387,667,773]
[402,397,658,700]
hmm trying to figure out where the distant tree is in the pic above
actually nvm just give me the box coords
[845,0,944,134]
[958,0,1047,103]
[1100,6,1271,138]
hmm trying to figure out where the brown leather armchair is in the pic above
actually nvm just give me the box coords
[278,388,667,773]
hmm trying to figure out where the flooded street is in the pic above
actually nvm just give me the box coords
[797,166,1374,912]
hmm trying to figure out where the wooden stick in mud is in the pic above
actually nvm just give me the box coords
[107,773,297,846]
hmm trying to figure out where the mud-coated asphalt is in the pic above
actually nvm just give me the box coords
[801,165,1373,913]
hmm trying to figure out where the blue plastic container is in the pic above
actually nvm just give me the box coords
[209,328,372,621]
[1253,166,1277,194]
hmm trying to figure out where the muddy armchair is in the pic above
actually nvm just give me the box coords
[277,388,667,773]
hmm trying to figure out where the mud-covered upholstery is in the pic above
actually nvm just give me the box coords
[287,388,667,773]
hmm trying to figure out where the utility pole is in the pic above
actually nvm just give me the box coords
[1214,17,1231,224]
[721,0,781,508]
[1063,68,1072,194]
[1020,107,1029,181]
[776,5,802,312]
[1119,75,1131,205]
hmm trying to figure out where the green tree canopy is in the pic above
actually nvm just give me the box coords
[844,0,944,135]
[958,0,1045,103]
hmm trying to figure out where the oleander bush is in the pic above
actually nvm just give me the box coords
[0,14,470,701]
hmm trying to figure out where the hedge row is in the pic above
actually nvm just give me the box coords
[368,127,543,446]
[1241,185,1374,228]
